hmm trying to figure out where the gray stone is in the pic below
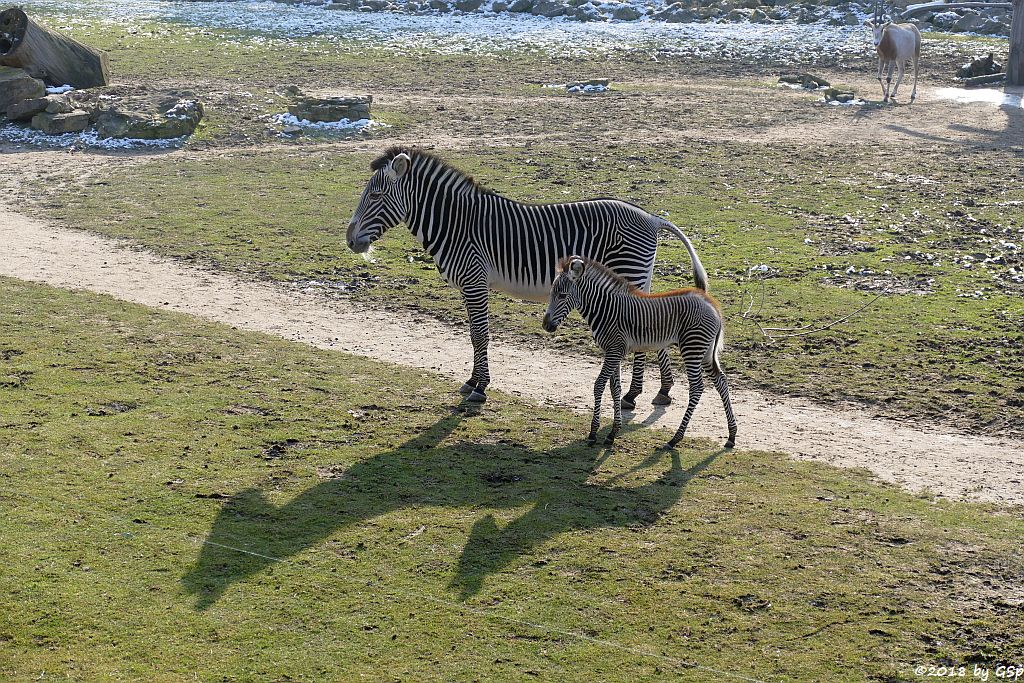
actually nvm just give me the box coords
[491,0,508,10]
[30,110,91,135]
[508,0,533,11]
[5,96,48,122]
[823,88,856,103]
[455,0,482,10]
[530,0,565,16]
[779,73,830,88]
[951,12,985,32]
[573,5,602,20]
[288,95,372,123]
[725,8,751,21]
[91,96,205,140]
[45,98,74,114]
[611,4,642,20]
[979,18,1007,35]
[749,8,769,22]
[0,66,45,112]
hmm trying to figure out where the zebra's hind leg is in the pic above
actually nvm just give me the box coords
[652,348,674,405]
[621,352,645,410]
[665,355,704,450]
[709,366,738,449]
[461,284,490,403]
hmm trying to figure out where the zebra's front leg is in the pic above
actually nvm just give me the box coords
[606,353,624,445]
[460,284,490,403]
[621,352,645,410]
[588,353,618,446]
[665,356,704,450]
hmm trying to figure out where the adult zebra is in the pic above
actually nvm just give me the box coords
[346,146,706,405]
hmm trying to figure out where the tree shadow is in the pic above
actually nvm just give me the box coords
[181,411,719,609]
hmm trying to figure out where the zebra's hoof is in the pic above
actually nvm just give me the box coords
[587,433,598,446]
[466,390,487,403]
[660,440,679,451]
[458,382,476,396]
[620,396,636,411]
[651,392,672,406]
[725,439,735,449]
[603,436,616,446]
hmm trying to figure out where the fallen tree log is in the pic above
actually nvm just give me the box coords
[0,8,109,88]
[962,72,1007,86]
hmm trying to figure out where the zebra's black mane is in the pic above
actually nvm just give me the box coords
[558,257,634,294]
[370,146,495,195]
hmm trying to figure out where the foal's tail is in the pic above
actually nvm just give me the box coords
[657,219,709,292]
[704,322,726,375]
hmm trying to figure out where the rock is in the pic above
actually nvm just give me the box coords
[454,0,482,10]
[90,95,205,140]
[931,10,959,29]
[282,84,303,97]
[0,65,45,111]
[45,98,74,114]
[573,5,602,20]
[30,110,90,134]
[724,8,751,21]
[823,88,856,103]
[957,53,1002,79]
[288,95,372,122]
[749,8,769,22]
[531,0,566,16]
[491,0,509,9]
[653,3,699,22]
[779,73,830,89]
[951,12,985,32]
[5,96,47,122]
[508,0,533,10]
[979,19,1007,35]
[611,4,642,20]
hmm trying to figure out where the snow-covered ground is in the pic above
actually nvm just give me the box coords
[20,0,887,65]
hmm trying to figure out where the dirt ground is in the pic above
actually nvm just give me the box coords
[2,205,1022,505]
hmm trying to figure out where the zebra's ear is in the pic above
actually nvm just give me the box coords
[386,153,411,181]
[567,258,585,281]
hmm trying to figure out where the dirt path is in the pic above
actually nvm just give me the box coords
[1,206,1022,505]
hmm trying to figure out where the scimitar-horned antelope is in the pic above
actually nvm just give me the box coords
[864,3,921,103]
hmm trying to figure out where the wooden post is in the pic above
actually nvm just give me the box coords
[1009,0,1024,84]
[0,8,109,88]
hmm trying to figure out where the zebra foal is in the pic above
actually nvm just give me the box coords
[347,146,705,405]
[542,254,737,449]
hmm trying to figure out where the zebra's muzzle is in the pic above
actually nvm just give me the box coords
[542,314,557,333]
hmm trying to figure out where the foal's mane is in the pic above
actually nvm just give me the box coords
[370,146,495,195]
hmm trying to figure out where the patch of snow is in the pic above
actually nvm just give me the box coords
[0,123,186,149]
[45,84,74,94]
[566,84,608,94]
[271,112,389,133]
[934,87,1022,108]
[822,96,866,106]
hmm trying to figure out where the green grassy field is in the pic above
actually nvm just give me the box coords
[1,277,1022,681]
[50,143,1024,436]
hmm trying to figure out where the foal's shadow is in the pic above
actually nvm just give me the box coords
[181,411,721,609]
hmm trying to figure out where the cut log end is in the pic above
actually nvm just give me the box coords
[0,8,109,88]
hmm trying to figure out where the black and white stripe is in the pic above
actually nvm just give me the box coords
[542,252,737,449]
[347,146,704,404]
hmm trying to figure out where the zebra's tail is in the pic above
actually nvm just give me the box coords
[658,220,709,292]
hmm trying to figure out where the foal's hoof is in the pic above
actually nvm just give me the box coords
[620,395,637,411]
[603,432,617,446]
[466,390,487,403]
[660,439,680,451]
[725,438,735,449]
[458,382,476,396]
[587,432,598,446]
[652,392,672,406]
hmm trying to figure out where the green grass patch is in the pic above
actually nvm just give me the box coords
[49,143,1024,436]
[0,276,1022,680]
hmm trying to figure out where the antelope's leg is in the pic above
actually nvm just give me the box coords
[461,282,491,402]
[606,351,624,445]
[622,351,645,410]
[911,49,920,101]
[892,58,906,100]
[589,353,618,445]
[877,56,886,99]
[884,61,895,101]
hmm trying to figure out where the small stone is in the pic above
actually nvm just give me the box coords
[612,4,642,20]
[454,0,482,10]
[508,0,533,11]
[530,0,565,16]
[45,98,74,114]
[288,95,372,123]
[779,73,830,89]
[0,65,45,111]
[5,96,48,122]
[30,110,91,134]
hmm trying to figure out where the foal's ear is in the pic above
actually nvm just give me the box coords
[567,258,585,281]
[386,153,411,181]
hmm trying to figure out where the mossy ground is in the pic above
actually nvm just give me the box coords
[1,277,1022,681]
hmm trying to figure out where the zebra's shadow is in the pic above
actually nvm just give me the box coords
[181,411,720,609]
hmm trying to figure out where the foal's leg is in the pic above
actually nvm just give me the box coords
[666,347,705,449]
[606,356,623,445]
[708,365,738,449]
[589,351,621,445]
[458,282,490,403]
[652,348,674,405]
